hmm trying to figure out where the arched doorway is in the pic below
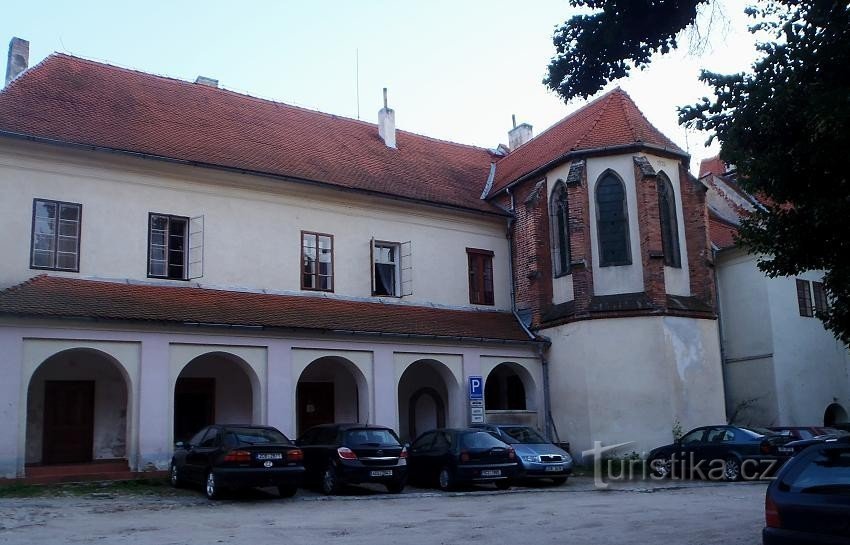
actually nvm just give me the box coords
[173,352,259,443]
[26,348,130,466]
[397,359,458,441]
[824,403,849,427]
[296,356,368,436]
[484,362,538,426]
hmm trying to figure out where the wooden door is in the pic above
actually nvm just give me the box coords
[297,382,334,436]
[174,378,215,442]
[43,381,95,465]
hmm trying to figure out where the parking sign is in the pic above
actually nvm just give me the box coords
[468,376,483,400]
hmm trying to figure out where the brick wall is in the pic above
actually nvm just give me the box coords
[634,158,666,309]
[679,162,715,308]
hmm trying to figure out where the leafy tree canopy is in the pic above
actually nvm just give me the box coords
[546,0,850,344]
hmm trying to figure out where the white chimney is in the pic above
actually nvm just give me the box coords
[378,88,396,149]
[508,114,533,150]
[5,37,29,87]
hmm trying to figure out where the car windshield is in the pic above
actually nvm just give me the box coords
[345,429,400,446]
[786,448,850,493]
[499,426,547,444]
[224,428,290,446]
[739,427,772,438]
[461,431,506,449]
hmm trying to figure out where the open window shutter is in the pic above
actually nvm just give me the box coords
[370,237,376,294]
[400,240,413,296]
[188,215,204,279]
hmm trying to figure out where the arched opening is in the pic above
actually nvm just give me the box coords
[595,171,631,267]
[550,180,571,277]
[657,172,681,268]
[484,362,538,426]
[26,348,130,466]
[398,360,458,441]
[173,352,259,443]
[296,356,368,436]
[824,403,849,427]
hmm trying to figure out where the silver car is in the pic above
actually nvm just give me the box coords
[474,424,572,485]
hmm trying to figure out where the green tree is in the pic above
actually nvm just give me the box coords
[545,1,850,344]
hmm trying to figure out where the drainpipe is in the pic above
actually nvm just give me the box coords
[505,187,556,442]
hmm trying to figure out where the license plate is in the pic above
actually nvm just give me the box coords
[545,466,563,472]
[255,453,283,460]
[370,470,393,477]
[481,469,501,477]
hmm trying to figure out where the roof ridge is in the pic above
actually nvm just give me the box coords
[571,89,618,151]
[44,53,492,154]
[616,89,641,143]
[0,273,45,295]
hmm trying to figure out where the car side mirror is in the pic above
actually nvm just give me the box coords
[174,441,186,449]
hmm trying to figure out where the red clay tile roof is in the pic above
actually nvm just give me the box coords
[0,54,501,214]
[0,276,533,342]
[699,155,727,178]
[490,88,686,194]
[708,212,739,250]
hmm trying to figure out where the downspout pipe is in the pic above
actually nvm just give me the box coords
[505,186,556,442]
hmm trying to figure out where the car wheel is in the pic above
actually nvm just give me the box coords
[277,485,298,498]
[205,470,220,500]
[437,467,454,491]
[649,456,672,478]
[723,457,742,482]
[495,479,511,490]
[551,477,568,486]
[385,481,405,494]
[169,462,183,488]
[321,465,339,495]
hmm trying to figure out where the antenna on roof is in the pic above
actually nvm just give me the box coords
[355,48,360,120]
[512,114,517,129]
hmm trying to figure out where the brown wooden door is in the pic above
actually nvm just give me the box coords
[174,378,216,443]
[43,381,95,465]
[297,382,334,436]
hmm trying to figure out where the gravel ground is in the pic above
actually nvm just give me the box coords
[0,477,768,545]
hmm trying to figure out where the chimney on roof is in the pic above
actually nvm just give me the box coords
[195,75,218,88]
[508,114,533,151]
[5,37,29,87]
[378,88,396,149]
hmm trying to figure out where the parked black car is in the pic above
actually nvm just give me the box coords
[170,424,305,499]
[407,428,520,490]
[783,434,849,456]
[763,437,850,544]
[472,423,573,484]
[648,425,792,481]
[296,424,408,494]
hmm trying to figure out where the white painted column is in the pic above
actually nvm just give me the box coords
[372,346,398,431]
[137,336,171,471]
[0,329,23,478]
[458,349,483,428]
[267,341,294,438]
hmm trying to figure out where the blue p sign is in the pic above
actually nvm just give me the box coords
[468,376,483,399]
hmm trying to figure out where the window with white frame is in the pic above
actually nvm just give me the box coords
[30,198,81,271]
[148,213,204,280]
[371,238,412,297]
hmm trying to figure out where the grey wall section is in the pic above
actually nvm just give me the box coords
[544,316,726,456]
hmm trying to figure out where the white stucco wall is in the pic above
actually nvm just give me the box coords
[0,140,511,310]
[586,155,644,296]
[544,316,726,456]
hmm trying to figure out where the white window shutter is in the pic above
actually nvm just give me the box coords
[188,215,204,279]
[400,240,413,296]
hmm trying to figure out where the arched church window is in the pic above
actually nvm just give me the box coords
[595,172,631,266]
[657,173,681,268]
[550,181,571,276]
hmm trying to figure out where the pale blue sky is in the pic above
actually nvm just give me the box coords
[2,1,759,171]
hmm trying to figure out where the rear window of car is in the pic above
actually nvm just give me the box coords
[344,429,400,446]
[223,428,290,447]
[461,431,507,449]
[499,426,547,444]
[785,447,850,493]
[738,427,771,438]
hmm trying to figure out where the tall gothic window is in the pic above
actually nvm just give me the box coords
[550,181,571,276]
[657,173,681,268]
[595,172,631,267]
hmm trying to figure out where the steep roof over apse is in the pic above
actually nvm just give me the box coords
[490,88,687,194]
[0,54,501,214]
[708,211,739,250]
[0,276,535,343]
